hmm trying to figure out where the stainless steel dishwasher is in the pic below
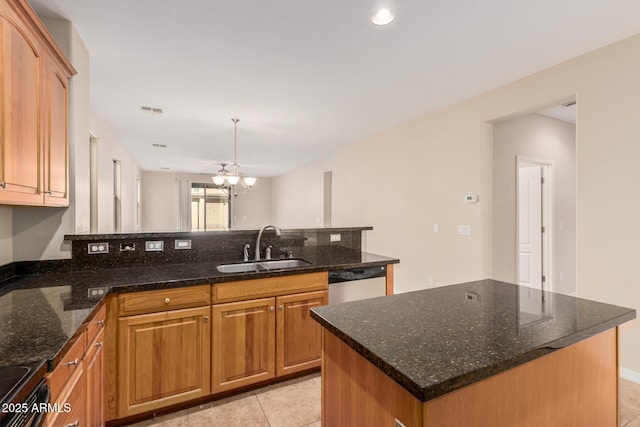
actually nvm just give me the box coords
[328,265,387,304]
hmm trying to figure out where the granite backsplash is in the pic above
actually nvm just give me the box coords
[64,227,369,271]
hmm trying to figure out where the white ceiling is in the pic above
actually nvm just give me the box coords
[28,0,639,177]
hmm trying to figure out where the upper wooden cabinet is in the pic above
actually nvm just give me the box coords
[0,0,75,206]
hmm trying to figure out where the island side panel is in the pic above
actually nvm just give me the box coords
[423,328,618,427]
[321,330,423,427]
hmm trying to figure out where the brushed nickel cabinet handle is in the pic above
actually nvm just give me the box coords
[278,305,283,311]
[66,358,78,366]
[164,297,171,304]
[95,342,103,347]
[96,319,105,326]
[0,181,6,189]
[269,306,275,312]
[66,420,79,427]
[204,316,209,322]
[44,190,52,195]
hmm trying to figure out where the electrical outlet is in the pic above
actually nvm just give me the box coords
[87,286,108,299]
[330,233,341,242]
[145,241,164,251]
[88,243,109,254]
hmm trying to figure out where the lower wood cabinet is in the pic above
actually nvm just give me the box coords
[212,290,328,393]
[86,328,104,427]
[44,360,86,427]
[276,290,327,376]
[45,303,105,427]
[117,306,211,418]
[212,298,276,393]
[106,274,330,422]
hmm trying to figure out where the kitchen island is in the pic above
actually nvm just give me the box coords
[310,279,636,427]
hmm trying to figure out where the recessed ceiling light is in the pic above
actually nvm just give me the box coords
[372,9,394,25]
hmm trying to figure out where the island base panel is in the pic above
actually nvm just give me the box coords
[322,328,618,427]
[322,330,423,426]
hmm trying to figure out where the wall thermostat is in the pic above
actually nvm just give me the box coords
[464,194,478,203]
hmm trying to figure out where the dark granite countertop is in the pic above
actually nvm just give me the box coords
[310,279,636,402]
[0,248,397,370]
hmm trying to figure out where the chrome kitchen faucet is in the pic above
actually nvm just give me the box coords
[255,225,282,261]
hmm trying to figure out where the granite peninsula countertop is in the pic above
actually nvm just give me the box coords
[0,248,397,369]
[310,279,636,402]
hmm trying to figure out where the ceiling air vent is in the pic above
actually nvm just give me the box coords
[140,105,164,114]
[152,143,167,148]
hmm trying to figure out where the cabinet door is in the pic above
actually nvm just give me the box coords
[44,359,86,427]
[212,298,275,393]
[276,290,327,376]
[42,54,69,206]
[0,16,43,205]
[117,306,211,418]
[86,329,104,427]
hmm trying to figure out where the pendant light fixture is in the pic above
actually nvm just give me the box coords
[212,118,257,196]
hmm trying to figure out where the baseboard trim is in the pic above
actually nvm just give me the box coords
[621,368,640,384]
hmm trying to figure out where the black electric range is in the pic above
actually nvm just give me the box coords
[0,360,49,427]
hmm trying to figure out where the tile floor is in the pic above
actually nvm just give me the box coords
[128,374,321,427]
[130,375,640,427]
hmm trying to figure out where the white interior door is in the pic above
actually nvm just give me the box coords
[518,165,542,289]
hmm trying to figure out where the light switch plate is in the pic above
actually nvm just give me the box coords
[175,239,192,249]
[145,241,164,251]
[458,225,472,236]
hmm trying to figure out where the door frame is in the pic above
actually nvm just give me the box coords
[515,156,554,292]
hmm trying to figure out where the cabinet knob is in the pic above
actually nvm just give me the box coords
[269,306,275,312]
[0,181,5,189]
[44,190,52,195]
[95,342,103,347]
[204,316,209,322]
[164,297,171,304]
[66,420,79,427]
[96,319,105,326]
[279,305,283,311]
[65,358,78,367]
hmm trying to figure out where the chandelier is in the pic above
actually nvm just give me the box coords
[212,118,257,195]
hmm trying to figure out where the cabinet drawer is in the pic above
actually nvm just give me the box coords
[44,360,86,427]
[213,272,328,303]
[46,330,86,404]
[86,303,106,345]
[118,285,211,316]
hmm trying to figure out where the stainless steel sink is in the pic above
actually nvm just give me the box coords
[216,259,310,274]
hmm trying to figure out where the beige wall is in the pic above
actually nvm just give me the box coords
[141,171,272,231]
[90,112,141,233]
[0,207,12,265]
[272,34,640,373]
[492,114,576,295]
[272,159,330,228]
[12,17,90,261]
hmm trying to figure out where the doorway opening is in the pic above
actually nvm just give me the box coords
[490,99,576,295]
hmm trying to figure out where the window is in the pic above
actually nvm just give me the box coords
[190,182,231,231]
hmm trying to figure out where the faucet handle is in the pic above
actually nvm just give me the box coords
[279,247,294,259]
[243,243,251,262]
[266,245,273,260]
